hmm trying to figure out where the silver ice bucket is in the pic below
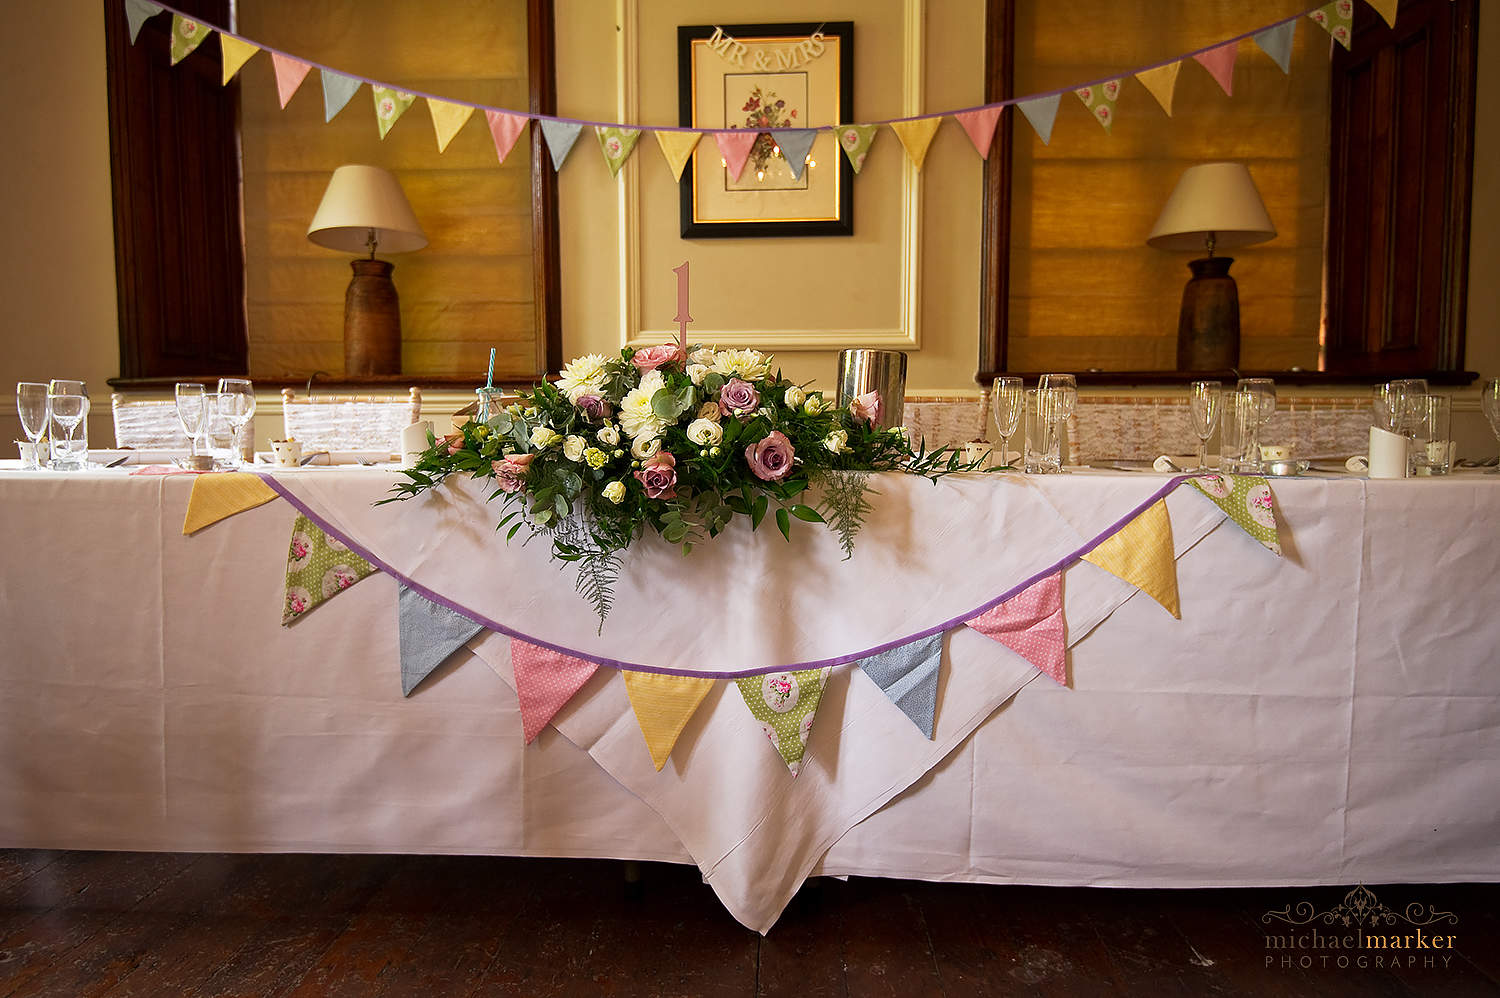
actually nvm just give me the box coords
[836,349,907,432]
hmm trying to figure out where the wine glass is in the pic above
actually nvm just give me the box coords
[48,379,89,456]
[1188,380,1223,472]
[16,382,50,470]
[174,383,206,459]
[1481,378,1500,474]
[1236,378,1276,469]
[1038,374,1078,421]
[1371,383,1399,432]
[216,378,256,467]
[46,388,89,470]
[990,376,1024,469]
[1392,378,1429,436]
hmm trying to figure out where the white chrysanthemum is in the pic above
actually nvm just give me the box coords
[710,349,771,382]
[617,369,668,441]
[556,353,610,402]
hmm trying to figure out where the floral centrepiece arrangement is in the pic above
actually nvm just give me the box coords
[386,344,975,624]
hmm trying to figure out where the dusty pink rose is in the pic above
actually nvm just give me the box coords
[443,432,466,455]
[575,393,611,422]
[718,378,761,417]
[490,452,536,493]
[633,451,677,499]
[631,343,684,372]
[745,430,795,482]
[849,391,881,427]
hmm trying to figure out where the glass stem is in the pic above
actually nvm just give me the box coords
[1197,437,1208,473]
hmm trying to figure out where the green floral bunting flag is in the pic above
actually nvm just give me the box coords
[595,126,641,178]
[1075,79,1122,133]
[735,668,831,777]
[372,86,416,139]
[282,514,377,624]
[835,124,879,174]
[169,14,210,66]
[1308,1,1354,50]
[1187,474,1283,556]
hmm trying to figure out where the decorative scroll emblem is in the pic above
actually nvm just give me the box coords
[1262,886,1458,929]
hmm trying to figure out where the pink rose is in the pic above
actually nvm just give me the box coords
[575,393,611,421]
[719,378,761,417]
[849,391,881,427]
[745,430,795,482]
[490,452,536,493]
[633,451,677,499]
[631,343,684,372]
[443,433,465,455]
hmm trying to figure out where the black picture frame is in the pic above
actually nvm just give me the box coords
[677,21,854,238]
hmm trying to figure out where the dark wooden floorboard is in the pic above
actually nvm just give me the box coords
[0,851,1494,998]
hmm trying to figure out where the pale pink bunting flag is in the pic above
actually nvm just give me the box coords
[271,53,312,109]
[713,130,759,183]
[511,639,599,744]
[955,106,1003,159]
[1193,42,1238,97]
[485,110,529,165]
[964,571,1067,686]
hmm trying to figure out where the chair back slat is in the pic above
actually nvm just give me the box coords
[280,387,422,453]
[901,393,989,450]
[111,394,191,448]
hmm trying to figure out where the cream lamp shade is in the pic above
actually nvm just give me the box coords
[307,164,428,256]
[1147,162,1276,253]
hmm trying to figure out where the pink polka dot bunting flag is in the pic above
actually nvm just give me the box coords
[510,639,599,744]
[964,571,1067,687]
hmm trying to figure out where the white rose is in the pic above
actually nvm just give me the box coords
[562,435,587,461]
[823,429,849,454]
[631,436,661,460]
[688,346,718,366]
[602,481,626,504]
[685,418,723,447]
[696,401,722,423]
[596,424,620,446]
[783,385,807,409]
[530,426,561,449]
[687,363,710,386]
[803,395,825,415]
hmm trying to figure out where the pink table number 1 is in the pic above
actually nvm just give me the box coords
[673,261,692,354]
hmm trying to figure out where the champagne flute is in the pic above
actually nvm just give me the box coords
[1236,378,1276,469]
[16,382,50,470]
[990,376,1024,469]
[174,383,206,459]
[1481,378,1500,474]
[1188,380,1223,472]
[217,378,256,467]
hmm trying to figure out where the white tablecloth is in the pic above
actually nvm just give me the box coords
[1,467,1496,932]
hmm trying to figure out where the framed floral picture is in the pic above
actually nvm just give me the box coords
[676,22,854,238]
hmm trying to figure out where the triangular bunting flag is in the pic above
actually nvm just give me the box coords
[890,117,942,171]
[1081,499,1180,618]
[1309,2,1354,50]
[835,124,879,173]
[653,130,701,181]
[1194,41,1238,97]
[1254,20,1298,74]
[169,14,210,66]
[281,514,377,624]
[429,100,476,153]
[510,639,600,744]
[622,671,715,771]
[955,106,1003,159]
[539,119,583,171]
[595,126,641,178]
[713,130,758,182]
[124,0,163,45]
[219,35,258,86]
[321,70,362,123]
[1187,473,1284,556]
[271,54,312,109]
[859,633,943,739]
[965,572,1068,687]
[1135,63,1182,116]
[768,128,818,180]
[734,668,831,776]
[182,472,278,535]
[1075,79,1122,133]
[485,110,529,164]
[397,586,483,697]
[373,86,416,139]
[1016,95,1062,145]
[1366,0,1399,29]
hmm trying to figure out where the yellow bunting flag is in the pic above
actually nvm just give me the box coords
[219,35,258,86]
[889,117,942,171]
[654,130,702,182]
[1135,62,1182,117]
[428,99,476,153]
[169,14,210,66]
[182,473,278,535]
[1081,498,1180,618]
[622,671,716,771]
[1365,0,1399,29]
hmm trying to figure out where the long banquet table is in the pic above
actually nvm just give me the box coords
[1,465,1497,932]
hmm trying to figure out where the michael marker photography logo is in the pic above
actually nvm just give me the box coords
[1262,885,1461,973]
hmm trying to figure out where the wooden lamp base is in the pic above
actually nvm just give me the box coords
[1175,256,1240,371]
[344,258,402,376]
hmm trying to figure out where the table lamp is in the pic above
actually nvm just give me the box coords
[307,164,428,376]
[1147,162,1276,371]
